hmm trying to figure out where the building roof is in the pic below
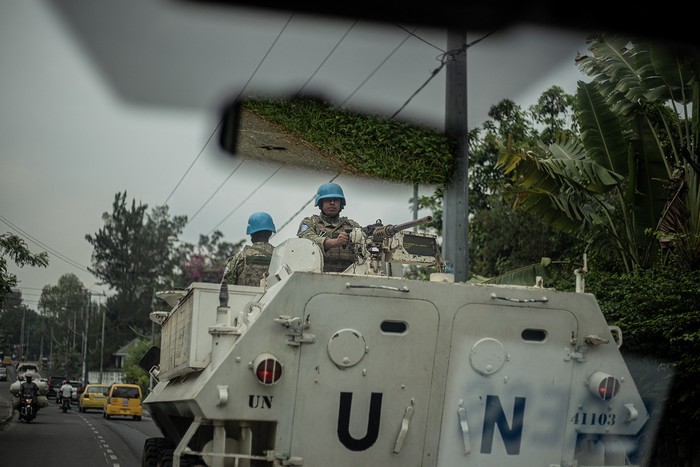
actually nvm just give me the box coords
[113,338,142,357]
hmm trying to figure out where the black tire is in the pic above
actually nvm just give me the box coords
[180,455,205,467]
[134,415,142,421]
[142,437,169,467]
[157,450,173,467]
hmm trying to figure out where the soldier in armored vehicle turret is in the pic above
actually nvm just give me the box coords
[297,182,361,272]
[222,211,276,286]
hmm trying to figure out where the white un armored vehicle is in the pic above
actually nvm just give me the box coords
[141,216,650,467]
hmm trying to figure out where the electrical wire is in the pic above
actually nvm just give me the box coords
[391,31,493,118]
[392,24,445,53]
[341,25,420,107]
[161,12,297,209]
[0,213,89,273]
[187,158,246,225]
[296,19,359,96]
[207,166,282,235]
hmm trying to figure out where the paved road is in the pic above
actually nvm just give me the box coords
[1,371,160,466]
[0,364,15,430]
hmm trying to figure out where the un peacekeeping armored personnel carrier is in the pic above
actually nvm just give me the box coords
[141,216,650,467]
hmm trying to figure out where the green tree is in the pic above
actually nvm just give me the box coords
[85,191,187,348]
[0,291,36,358]
[38,273,89,371]
[0,232,48,305]
[121,338,151,396]
[585,265,700,463]
[498,35,700,272]
[417,88,582,279]
[169,231,243,288]
[51,340,82,379]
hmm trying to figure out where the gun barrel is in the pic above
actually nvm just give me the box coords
[385,215,433,236]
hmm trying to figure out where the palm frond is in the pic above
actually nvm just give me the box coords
[577,81,630,175]
[629,114,673,235]
[482,257,553,286]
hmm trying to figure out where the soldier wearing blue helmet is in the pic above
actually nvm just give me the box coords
[222,211,276,286]
[297,182,361,272]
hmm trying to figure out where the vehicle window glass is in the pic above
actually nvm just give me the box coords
[112,387,140,398]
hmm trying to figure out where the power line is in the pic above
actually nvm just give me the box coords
[161,122,222,207]
[0,213,89,273]
[161,11,297,209]
[187,158,246,225]
[392,24,445,53]
[207,166,282,235]
[391,31,493,118]
[341,25,420,107]
[297,19,359,96]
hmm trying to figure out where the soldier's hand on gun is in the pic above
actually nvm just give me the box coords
[326,231,349,249]
[336,231,350,247]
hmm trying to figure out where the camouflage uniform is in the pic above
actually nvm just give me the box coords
[222,242,275,286]
[297,213,361,272]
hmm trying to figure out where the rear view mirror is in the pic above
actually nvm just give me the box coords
[218,95,457,185]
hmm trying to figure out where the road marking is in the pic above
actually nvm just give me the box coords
[80,414,121,466]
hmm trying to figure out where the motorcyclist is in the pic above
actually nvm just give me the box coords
[18,373,40,418]
[59,379,73,406]
[19,373,40,398]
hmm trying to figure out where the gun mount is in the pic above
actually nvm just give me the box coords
[364,215,434,241]
[346,215,444,277]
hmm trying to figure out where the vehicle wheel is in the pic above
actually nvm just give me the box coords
[142,437,168,467]
[134,415,142,421]
[157,450,173,467]
[180,455,205,467]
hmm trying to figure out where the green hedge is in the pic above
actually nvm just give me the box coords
[585,266,700,464]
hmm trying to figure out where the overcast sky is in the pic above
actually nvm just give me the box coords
[1,0,589,310]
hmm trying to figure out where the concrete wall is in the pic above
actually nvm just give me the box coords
[87,370,123,386]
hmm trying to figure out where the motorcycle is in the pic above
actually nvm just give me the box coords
[18,394,37,423]
[60,395,71,413]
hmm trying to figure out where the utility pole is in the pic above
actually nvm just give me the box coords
[19,309,26,360]
[49,326,54,370]
[442,29,470,282]
[82,291,91,384]
[72,309,76,350]
[39,317,44,360]
[99,302,106,384]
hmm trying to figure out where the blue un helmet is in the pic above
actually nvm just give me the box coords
[246,211,276,235]
[314,182,346,207]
